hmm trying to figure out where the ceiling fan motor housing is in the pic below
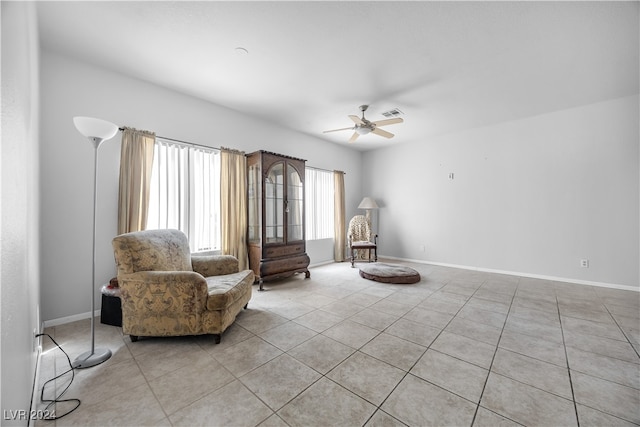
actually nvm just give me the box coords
[322,104,402,142]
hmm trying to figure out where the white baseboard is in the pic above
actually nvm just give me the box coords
[43,258,637,328]
[309,259,335,269]
[30,347,43,418]
[43,309,101,328]
[380,255,639,292]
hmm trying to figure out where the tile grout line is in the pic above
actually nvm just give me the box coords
[468,277,520,427]
[356,277,454,426]
[335,289,424,426]
[363,277,487,426]
[37,263,639,427]
[230,299,393,426]
[557,290,582,427]
[602,304,640,360]
[269,276,441,426]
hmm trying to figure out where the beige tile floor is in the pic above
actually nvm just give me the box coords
[34,260,640,426]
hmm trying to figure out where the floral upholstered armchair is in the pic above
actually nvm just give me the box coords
[112,229,254,344]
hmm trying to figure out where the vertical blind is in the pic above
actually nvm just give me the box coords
[305,167,335,240]
[147,139,334,249]
[146,138,220,252]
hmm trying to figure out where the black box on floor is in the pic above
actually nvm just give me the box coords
[100,293,122,327]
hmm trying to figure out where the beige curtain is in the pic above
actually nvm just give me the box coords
[221,147,249,270]
[117,127,156,235]
[333,170,346,262]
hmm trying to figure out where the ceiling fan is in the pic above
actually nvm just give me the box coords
[323,105,404,143]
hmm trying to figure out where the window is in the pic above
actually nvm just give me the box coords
[305,168,334,240]
[147,138,221,252]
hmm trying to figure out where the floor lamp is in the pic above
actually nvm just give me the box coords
[72,116,118,369]
[358,196,379,228]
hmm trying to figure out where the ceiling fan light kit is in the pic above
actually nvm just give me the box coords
[324,104,404,143]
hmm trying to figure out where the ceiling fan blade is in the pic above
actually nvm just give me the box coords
[371,117,404,127]
[348,132,360,143]
[372,127,394,139]
[323,126,354,133]
[349,115,364,125]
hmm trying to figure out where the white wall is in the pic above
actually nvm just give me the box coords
[1,1,41,423]
[39,50,362,322]
[40,43,638,327]
[363,95,639,289]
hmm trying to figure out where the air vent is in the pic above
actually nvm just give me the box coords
[381,108,404,118]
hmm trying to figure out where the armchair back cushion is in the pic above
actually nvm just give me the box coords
[113,229,192,274]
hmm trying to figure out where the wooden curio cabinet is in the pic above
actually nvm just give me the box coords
[246,150,310,290]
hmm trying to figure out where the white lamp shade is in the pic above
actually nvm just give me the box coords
[356,127,372,135]
[73,116,118,141]
[358,197,379,209]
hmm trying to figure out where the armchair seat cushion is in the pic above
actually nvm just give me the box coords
[206,270,254,311]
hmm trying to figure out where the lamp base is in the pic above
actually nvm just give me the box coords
[72,348,112,369]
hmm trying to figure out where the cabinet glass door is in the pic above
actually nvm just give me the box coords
[287,164,304,242]
[265,163,284,243]
[247,162,261,244]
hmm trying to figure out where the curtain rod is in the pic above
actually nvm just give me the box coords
[307,165,346,175]
[118,127,344,174]
[119,127,220,151]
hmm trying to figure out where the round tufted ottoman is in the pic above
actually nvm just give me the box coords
[359,263,421,284]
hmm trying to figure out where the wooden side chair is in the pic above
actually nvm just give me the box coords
[347,215,378,267]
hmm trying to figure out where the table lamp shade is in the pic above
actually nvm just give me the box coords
[358,197,379,210]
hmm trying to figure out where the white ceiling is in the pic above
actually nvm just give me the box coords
[36,1,639,151]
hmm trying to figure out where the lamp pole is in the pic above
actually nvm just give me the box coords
[72,117,117,369]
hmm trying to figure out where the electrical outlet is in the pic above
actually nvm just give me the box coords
[580,259,589,268]
[419,245,425,252]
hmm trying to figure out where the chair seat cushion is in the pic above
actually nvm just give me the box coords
[359,263,421,284]
[206,270,254,311]
[351,241,376,248]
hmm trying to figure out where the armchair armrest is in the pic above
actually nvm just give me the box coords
[191,254,240,277]
[117,270,209,317]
